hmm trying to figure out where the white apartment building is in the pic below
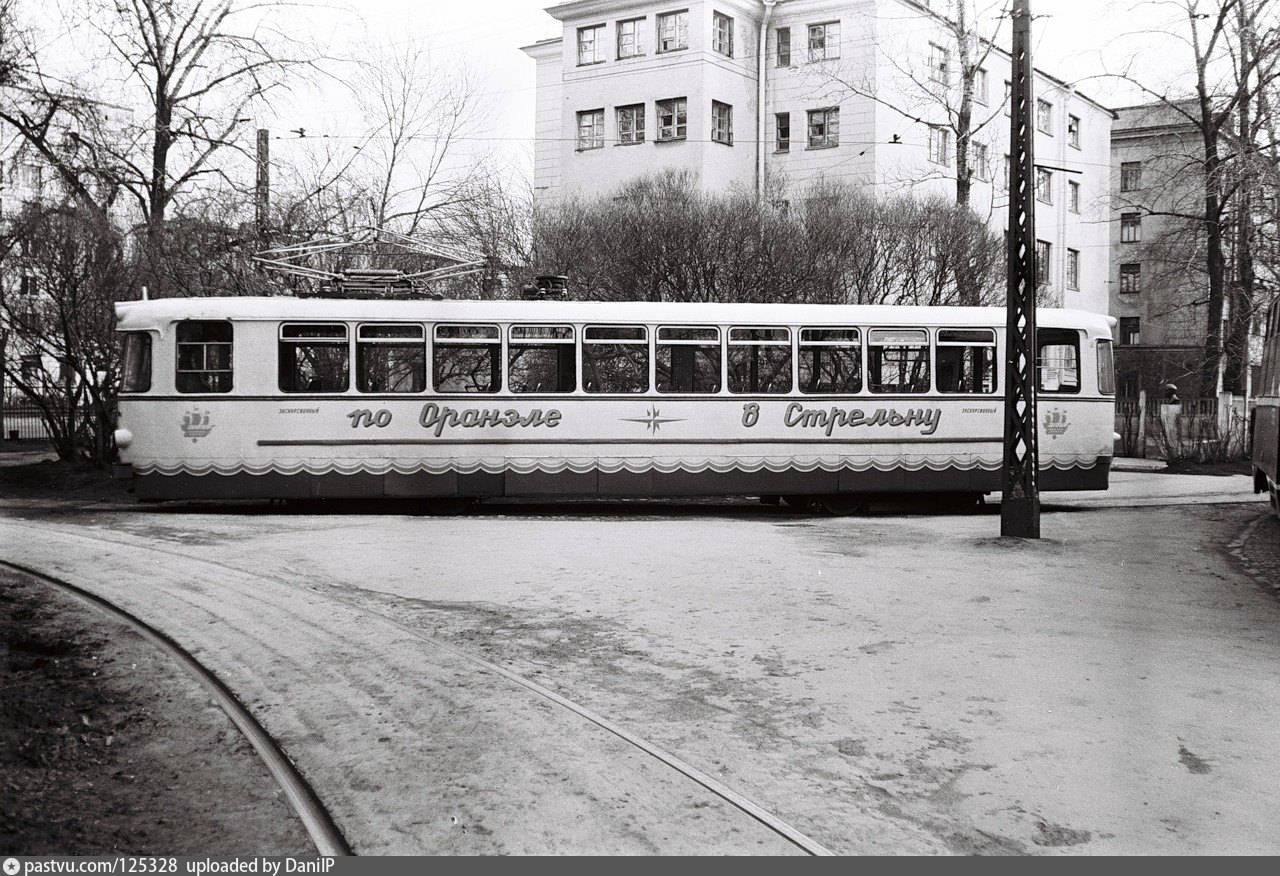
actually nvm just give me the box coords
[521,0,1114,314]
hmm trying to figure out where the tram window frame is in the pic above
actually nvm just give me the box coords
[278,323,350,393]
[121,331,152,393]
[935,328,997,394]
[728,327,792,394]
[1037,328,1081,394]
[508,325,577,394]
[1096,338,1116,396]
[798,327,861,394]
[583,325,649,394]
[656,326,722,394]
[867,328,930,394]
[175,320,233,394]
[356,323,425,394]
[432,324,501,394]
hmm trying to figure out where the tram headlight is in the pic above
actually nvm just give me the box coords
[113,427,133,449]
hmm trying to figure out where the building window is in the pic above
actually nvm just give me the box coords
[973,142,989,181]
[1119,317,1140,346]
[177,320,233,393]
[657,97,687,141]
[1036,167,1052,204]
[1120,212,1141,243]
[577,109,604,150]
[776,27,790,66]
[711,100,733,145]
[617,17,645,58]
[775,112,790,152]
[1119,262,1141,294]
[617,104,645,144]
[1066,248,1080,290]
[808,21,840,61]
[17,163,41,189]
[929,42,950,83]
[807,107,839,148]
[1035,239,1051,283]
[999,154,1010,192]
[577,24,605,65]
[1068,114,1080,148]
[1120,161,1142,191]
[928,125,951,166]
[1068,179,1081,213]
[713,11,733,56]
[1036,98,1053,134]
[657,10,688,53]
[975,68,989,105]
[1004,80,1011,116]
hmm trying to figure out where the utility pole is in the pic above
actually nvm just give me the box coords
[1001,0,1040,538]
[255,128,270,248]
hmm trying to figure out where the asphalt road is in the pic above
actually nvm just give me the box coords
[1,472,1277,854]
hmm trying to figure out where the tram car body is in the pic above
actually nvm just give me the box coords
[113,297,1117,504]
[1254,296,1280,516]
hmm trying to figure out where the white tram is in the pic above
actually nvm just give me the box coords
[113,297,1118,509]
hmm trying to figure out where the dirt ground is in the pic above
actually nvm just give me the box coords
[0,568,313,855]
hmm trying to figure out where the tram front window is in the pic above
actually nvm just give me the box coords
[1037,329,1081,393]
[279,323,349,393]
[868,329,930,393]
[433,325,500,393]
[657,327,720,393]
[121,331,152,393]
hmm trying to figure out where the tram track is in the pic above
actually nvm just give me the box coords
[0,516,834,856]
[0,557,353,857]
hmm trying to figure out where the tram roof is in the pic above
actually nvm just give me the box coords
[116,297,1116,334]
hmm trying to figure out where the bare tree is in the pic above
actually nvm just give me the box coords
[0,204,129,461]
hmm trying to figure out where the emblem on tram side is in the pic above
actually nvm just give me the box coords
[1043,407,1069,439]
[181,408,214,442]
[620,406,685,435]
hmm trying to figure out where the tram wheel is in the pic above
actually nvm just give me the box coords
[818,494,869,516]
[781,495,818,510]
[416,497,476,516]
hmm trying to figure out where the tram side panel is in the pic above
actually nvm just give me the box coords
[118,394,1112,501]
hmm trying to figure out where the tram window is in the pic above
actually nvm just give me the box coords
[656,326,721,394]
[1037,328,1080,393]
[176,320,232,393]
[508,325,576,393]
[356,324,424,393]
[868,328,930,393]
[279,323,349,393]
[583,325,648,393]
[1097,339,1116,395]
[121,332,152,393]
[433,324,500,393]
[799,328,861,394]
[728,328,791,394]
[936,328,997,394]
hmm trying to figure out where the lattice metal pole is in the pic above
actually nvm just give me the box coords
[1001,0,1040,538]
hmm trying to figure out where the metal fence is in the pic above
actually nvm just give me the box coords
[0,402,55,442]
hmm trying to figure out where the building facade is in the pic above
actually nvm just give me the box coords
[522,0,1114,313]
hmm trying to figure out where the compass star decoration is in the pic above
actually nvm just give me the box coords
[620,406,685,435]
